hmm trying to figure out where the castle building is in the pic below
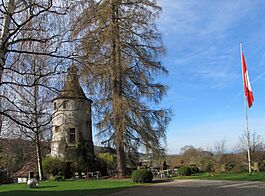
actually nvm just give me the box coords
[51,66,94,164]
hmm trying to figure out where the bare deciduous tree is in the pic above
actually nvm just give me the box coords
[0,0,75,129]
[236,131,264,154]
[213,139,226,172]
[214,139,226,156]
[0,0,75,179]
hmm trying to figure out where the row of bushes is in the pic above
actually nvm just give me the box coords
[42,153,116,180]
[177,160,265,175]
[42,156,265,182]
[42,157,201,182]
[131,166,200,183]
[43,156,154,183]
[131,166,201,183]
[217,160,265,173]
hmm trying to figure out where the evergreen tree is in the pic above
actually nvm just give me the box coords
[73,0,171,177]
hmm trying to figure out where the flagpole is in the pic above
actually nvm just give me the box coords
[240,43,252,174]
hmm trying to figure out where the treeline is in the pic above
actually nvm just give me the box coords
[0,138,50,183]
[167,136,265,173]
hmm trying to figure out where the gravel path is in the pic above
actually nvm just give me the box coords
[109,179,265,196]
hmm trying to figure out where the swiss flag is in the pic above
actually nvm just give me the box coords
[241,52,254,108]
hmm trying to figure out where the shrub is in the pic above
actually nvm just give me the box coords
[205,162,214,173]
[178,166,192,176]
[95,153,117,176]
[42,156,66,179]
[259,160,265,172]
[97,153,116,169]
[91,157,108,176]
[224,163,236,172]
[132,169,153,183]
[230,163,248,173]
[48,175,65,181]
[0,169,12,184]
[75,156,89,173]
[54,175,65,181]
[190,166,200,174]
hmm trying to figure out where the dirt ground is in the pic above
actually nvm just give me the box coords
[109,179,265,196]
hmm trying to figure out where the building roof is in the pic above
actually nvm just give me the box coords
[53,66,92,103]
[13,161,36,177]
[94,145,116,155]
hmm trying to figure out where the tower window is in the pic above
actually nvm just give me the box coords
[54,102,57,110]
[69,128,76,143]
[54,126,59,132]
[63,101,68,109]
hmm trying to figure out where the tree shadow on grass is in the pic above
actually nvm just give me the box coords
[35,186,57,189]
[0,187,131,196]
[152,178,174,184]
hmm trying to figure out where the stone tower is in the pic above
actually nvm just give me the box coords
[51,66,94,164]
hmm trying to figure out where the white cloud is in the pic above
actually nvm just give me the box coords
[167,45,241,88]
[158,0,263,37]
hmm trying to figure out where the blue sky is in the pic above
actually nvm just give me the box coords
[157,0,265,154]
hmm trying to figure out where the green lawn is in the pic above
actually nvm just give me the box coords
[174,172,265,181]
[0,179,142,196]
[2,173,265,196]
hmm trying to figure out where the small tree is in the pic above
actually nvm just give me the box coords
[97,153,116,170]
[235,131,265,173]
[214,139,226,172]
[236,131,264,154]
[42,156,66,179]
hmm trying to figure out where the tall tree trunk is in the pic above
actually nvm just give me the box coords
[112,75,126,177]
[113,72,126,177]
[0,0,15,84]
[115,133,126,177]
[0,0,15,133]
[36,133,43,180]
[0,47,5,85]
[110,0,126,178]
[34,82,43,180]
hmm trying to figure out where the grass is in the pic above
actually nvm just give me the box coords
[174,172,265,182]
[0,179,143,196]
[2,173,264,196]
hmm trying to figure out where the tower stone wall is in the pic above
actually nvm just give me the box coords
[51,66,94,163]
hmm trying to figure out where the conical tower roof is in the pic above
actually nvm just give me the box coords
[53,66,92,102]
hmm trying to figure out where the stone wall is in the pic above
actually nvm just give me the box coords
[51,98,93,162]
